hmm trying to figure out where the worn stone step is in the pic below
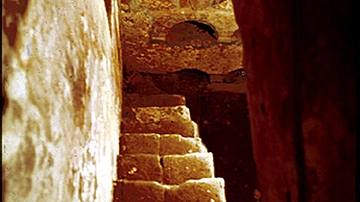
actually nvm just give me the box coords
[120,133,207,155]
[122,105,199,137]
[123,93,186,107]
[120,133,160,155]
[117,154,163,182]
[160,134,207,155]
[123,105,192,122]
[113,180,164,202]
[113,178,226,202]
[163,153,215,185]
[165,178,226,202]
[118,153,214,184]
[121,117,199,138]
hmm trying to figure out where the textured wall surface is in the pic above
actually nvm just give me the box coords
[2,0,122,201]
[120,0,242,74]
[232,0,355,201]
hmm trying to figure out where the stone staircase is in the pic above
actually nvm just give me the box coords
[113,94,226,202]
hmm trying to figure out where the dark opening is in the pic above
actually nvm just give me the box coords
[166,20,219,47]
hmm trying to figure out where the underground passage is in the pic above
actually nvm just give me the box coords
[2,0,355,202]
[116,1,256,200]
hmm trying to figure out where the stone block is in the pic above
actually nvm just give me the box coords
[160,134,207,155]
[118,155,162,182]
[165,178,226,202]
[120,133,160,155]
[163,153,214,184]
[131,106,192,122]
[121,119,199,138]
[113,180,165,202]
[123,93,186,107]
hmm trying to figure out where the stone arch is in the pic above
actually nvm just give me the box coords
[165,20,219,47]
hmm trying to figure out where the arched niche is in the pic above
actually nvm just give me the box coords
[165,20,219,47]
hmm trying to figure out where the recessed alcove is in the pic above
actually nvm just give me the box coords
[166,20,219,47]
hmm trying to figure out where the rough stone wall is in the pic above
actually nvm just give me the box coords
[232,0,355,201]
[120,0,242,74]
[2,0,122,201]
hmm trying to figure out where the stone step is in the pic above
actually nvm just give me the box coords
[165,178,226,202]
[113,180,164,202]
[117,154,163,182]
[122,117,199,138]
[120,133,208,155]
[113,178,226,202]
[123,105,192,122]
[117,153,214,184]
[123,93,186,107]
[163,153,214,185]
[122,105,199,137]
[160,134,207,155]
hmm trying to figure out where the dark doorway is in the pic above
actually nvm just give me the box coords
[200,91,259,202]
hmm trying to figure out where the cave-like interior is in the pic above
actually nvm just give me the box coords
[119,0,355,201]
[2,0,355,201]
[120,1,258,201]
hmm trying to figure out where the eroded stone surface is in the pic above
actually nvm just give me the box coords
[113,180,165,202]
[120,0,242,74]
[122,105,199,137]
[121,118,199,137]
[120,133,208,156]
[113,178,226,202]
[2,1,121,202]
[163,153,214,184]
[122,106,191,122]
[165,178,226,202]
[118,154,163,182]
[120,133,160,155]
[160,134,208,155]
[132,106,192,122]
